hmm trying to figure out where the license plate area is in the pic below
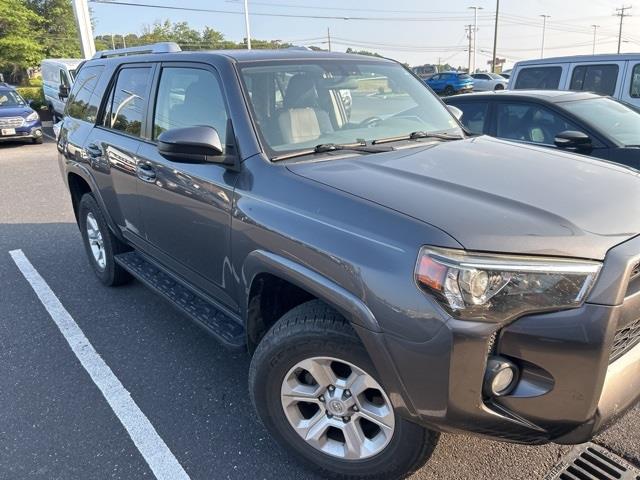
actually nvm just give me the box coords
[1,128,16,136]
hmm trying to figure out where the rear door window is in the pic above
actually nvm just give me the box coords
[102,67,153,138]
[452,102,489,134]
[496,102,583,145]
[514,67,562,90]
[631,64,640,98]
[570,64,619,96]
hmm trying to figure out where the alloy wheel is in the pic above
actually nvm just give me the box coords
[86,212,106,270]
[280,356,395,460]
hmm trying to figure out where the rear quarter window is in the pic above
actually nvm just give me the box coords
[631,64,640,98]
[65,65,105,123]
[514,66,562,90]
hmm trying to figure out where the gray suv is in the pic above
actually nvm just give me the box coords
[57,43,640,479]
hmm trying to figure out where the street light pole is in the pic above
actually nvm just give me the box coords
[491,0,499,73]
[468,6,483,73]
[244,0,252,50]
[540,15,550,58]
[71,0,96,58]
[591,24,599,55]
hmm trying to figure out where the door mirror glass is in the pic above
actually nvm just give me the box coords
[157,126,224,163]
[447,105,464,121]
[59,84,69,99]
[554,130,592,151]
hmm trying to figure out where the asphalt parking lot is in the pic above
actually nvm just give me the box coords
[1,137,639,480]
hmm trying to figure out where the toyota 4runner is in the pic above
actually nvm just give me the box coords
[58,43,640,480]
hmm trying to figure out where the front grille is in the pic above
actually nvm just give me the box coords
[0,116,25,128]
[610,318,640,363]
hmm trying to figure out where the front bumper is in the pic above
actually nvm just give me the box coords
[0,120,43,141]
[366,235,640,444]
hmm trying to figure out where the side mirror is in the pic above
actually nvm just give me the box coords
[447,105,464,121]
[554,130,592,151]
[157,126,226,164]
[59,84,69,99]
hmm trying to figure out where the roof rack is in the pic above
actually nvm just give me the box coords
[92,42,181,59]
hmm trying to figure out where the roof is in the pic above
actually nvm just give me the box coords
[208,49,393,63]
[514,52,640,66]
[41,58,84,67]
[446,90,603,103]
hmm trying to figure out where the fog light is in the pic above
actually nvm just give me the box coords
[483,356,518,397]
[34,129,42,137]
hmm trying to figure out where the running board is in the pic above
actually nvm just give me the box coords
[115,251,245,350]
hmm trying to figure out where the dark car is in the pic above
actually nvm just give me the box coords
[445,90,640,169]
[0,83,43,144]
[58,43,640,480]
[426,71,474,96]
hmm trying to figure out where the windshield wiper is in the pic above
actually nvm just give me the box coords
[371,131,464,145]
[272,142,393,161]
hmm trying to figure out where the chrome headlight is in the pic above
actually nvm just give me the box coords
[415,246,601,322]
[25,111,39,122]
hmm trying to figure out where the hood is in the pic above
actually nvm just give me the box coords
[0,105,32,117]
[288,136,640,260]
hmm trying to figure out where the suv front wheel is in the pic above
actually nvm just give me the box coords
[249,300,439,479]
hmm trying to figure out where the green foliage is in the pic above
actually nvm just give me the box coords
[0,0,45,81]
[25,0,81,58]
[16,86,45,109]
[346,48,383,58]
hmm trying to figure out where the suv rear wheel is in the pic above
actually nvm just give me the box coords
[78,193,131,286]
[249,300,439,479]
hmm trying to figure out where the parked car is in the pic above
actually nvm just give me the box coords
[0,83,43,144]
[58,43,640,480]
[426,71,473,95]
[471,72,509,91]
[445,90,640,168]
[41,58,83,121]
[412,64,439,81]
[500,68,512,80]
[509,53,640,109]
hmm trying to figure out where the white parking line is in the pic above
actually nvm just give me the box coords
[9,249,190,480]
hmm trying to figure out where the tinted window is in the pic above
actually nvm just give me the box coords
[103,67,152,137]
[65,65,104,122]
[631,64,640,98]
[453,102,489,134]
[514,67,562,90]
[562,97,640,146]
[570,64,618,96]
[496,102,582,145]
[153,67,229,151]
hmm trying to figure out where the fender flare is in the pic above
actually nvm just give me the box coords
[242,250,382,333]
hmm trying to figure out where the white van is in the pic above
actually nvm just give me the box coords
[41,59,84,120]
[509,53,640,108]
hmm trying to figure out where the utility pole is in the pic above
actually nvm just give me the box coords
[591,24,599,55]
[540,15,550,58]
[468,6,483,73]
[466,25,473,73]
[327,27,332,52]
[71,0,96,58]
[615,6,632,54]
[491,0,499,73]
[244,0,252,50]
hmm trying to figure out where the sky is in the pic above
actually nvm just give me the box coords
[90,0,640,69]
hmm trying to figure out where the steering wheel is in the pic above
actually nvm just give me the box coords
[358,116,383,128]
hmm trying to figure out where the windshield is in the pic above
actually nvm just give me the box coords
[488,73,504,80]
[238,60,462,155]
[0,90,26,107]
[561,97,640,146]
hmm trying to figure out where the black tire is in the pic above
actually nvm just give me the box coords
[32,137,43,144]
[494,84,505,91]
[249,300,439,480]
[443,85,455,96]
[78,193,132,286]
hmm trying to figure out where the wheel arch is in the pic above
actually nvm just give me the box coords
[242,250,382,353]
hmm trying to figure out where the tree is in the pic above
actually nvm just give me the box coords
[0,0,44,82]
[346,48,382,58]
[25,0,81,58]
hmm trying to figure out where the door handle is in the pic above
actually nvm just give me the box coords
[136,162,157,182]
[86,143,102,159]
